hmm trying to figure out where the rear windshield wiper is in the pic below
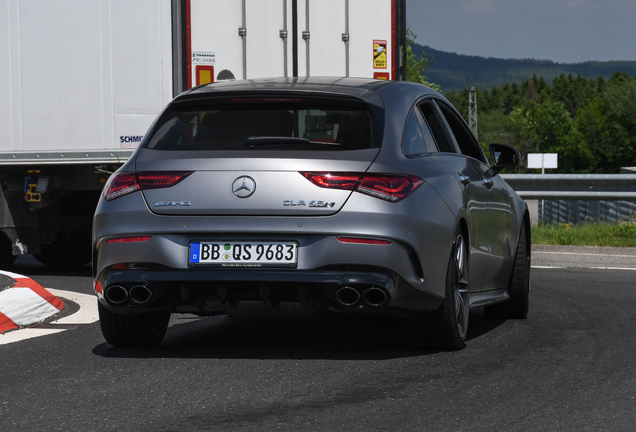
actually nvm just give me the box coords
[247,136,340,147]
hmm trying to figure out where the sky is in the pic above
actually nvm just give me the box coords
[406,0,636,64]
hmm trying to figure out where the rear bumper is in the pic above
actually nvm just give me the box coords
[95,264,444,317]
[93,180,459,302]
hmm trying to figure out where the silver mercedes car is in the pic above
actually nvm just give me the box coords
[93,77,530,350]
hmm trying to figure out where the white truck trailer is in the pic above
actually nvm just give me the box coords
[0,0,407,266]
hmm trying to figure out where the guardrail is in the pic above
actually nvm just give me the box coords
[500,174,636,201]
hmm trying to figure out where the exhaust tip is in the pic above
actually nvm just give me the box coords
[336,286,361,307]
[105,285,129,305]
[129,285,152,305]
[363,286,388,307]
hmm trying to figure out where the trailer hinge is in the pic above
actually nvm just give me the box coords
[302,31,310,40]
[279,30,288,39]
[342,33,349,42]
[238,27,246,37]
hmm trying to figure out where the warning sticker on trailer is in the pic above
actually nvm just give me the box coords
[192,52,216,65]
[373,40,387,69]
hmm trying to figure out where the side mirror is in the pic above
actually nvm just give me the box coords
[486,143,521,177]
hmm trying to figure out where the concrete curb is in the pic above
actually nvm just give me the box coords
[0,288,99,345]
[0,270,64,334]
[531,244,636,269]
[532,244,636,255]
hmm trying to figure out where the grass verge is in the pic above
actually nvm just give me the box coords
[531,222,636,247]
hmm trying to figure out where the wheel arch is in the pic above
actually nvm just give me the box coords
[456,217,471,261]
[522,209,531,260]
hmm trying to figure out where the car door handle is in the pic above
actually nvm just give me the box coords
[459,175,471,185]
[482,178,494,189]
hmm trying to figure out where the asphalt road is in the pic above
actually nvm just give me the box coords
[1,252,636,431]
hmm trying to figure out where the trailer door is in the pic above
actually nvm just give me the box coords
[186,0,404,86]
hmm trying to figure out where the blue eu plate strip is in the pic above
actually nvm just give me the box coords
[190,242,201,263]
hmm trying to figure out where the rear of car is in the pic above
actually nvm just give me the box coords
[93,78,456,347]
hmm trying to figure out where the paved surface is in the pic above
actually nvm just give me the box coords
[0,273,13,289]
[1,255,636,431]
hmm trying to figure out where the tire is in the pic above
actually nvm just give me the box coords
[34,231,92,267]
[415,226,470,350]
[0,233,17,267]
[98,302,170,347]
[484,223,530,319]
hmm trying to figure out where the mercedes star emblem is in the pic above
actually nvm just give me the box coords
[232,176,256,198]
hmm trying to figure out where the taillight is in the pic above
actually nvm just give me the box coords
[300,172,423,202]
[104,172,139,201]
[356,174,424,202]
[136,172,193,190]
[300,172,360,190]
[104,171,193,201]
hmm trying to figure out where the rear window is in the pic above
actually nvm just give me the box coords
[145,99,376,151]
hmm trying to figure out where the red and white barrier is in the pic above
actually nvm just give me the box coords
[0,270,64,334]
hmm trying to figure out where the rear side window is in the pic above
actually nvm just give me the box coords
[402,110,438,156]
[418,100,455,153]
[436,101,487,163]
[145,99,375,151]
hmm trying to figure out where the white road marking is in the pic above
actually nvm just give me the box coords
[0,289,98,346]
[590,267,636,271]
[0,270,30,279]
[533,251,636,258]
[0,328,66,345]
[532,265,636,271]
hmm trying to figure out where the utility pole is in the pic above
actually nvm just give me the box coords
[468,87,478,140]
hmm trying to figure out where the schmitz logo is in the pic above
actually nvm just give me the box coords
[120,136,144,148]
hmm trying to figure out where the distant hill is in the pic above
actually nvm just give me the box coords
[413,44,636,93]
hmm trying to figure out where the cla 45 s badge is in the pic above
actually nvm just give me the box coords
[283,200,336,208]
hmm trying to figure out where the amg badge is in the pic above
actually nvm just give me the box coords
[154,201,191,207]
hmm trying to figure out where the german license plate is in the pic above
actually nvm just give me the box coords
[189,241,297,268]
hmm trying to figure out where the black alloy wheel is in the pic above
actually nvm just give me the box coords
[98,303,170,347]
[415,226,470,350]
[485,223,530,319]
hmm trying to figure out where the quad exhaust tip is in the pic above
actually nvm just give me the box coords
[105,285,129,305]
[104,284,152,305]
[363,286,388,307]
[130,285,153,305]
[336,286,389,307]
[336,286,361,306]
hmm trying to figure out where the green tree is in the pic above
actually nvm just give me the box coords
[598,77,636,171]
[604,78,636,131]
[440,71,636,173]
[574,98,611,172]
[405,29,440,91]
[506,100,593,172]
